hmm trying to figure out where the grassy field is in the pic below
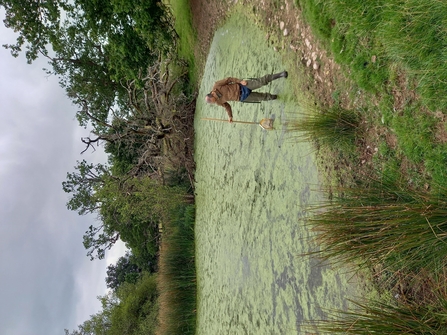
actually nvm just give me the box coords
[291,0,447,263]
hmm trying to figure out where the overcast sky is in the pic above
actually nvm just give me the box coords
[0,10,126,335]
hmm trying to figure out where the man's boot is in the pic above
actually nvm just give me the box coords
[272,71,288,80]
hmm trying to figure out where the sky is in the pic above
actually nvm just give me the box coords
[0,10,126,335]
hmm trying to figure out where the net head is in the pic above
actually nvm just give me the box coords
[259,118,274,130]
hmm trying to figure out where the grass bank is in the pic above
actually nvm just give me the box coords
[295,0,447,190]
[296,0,447,109]
[154,3,199,335]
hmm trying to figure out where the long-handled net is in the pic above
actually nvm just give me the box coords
[201,117,274,130]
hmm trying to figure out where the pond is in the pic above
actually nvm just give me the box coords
[194,12,362,334]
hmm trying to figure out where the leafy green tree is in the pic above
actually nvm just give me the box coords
[65,273,158,335]
[74,0,175,81]
[62,161,121,260]
[1,0,71,62]
[106,251,157,291]
[63,158,187,260]
[96,176,186,260]
[62,160,109,215]
[108,272,158,335]
[1,0,177,133]
[106,252,141,291]
[64,293,118,335]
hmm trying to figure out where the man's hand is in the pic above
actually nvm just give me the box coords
[240,80,247,86]
[228,117,233,123]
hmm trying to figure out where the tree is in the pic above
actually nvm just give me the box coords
[105,251,156,291]
[79,53,194,184]
[108,273,158,335]
[96,176,186,259]
[74,0,176,80]
[46,10,132,132]
[62,161,121,260]
[1,0,71,62]
[1,0,177,133]
[64,293,117,335]
[62,160,109,215]
[65,273,158,335]
[63,158,187,260]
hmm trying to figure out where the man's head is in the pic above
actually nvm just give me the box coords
[205,93,216,104]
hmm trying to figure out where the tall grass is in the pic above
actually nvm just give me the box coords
[287,105,360,151]
[156,205,196,335]
[315,296,447,334]
[293,0,447,191]
[310,176,447,273]
[292,0,447,332]
[295,0,390,92]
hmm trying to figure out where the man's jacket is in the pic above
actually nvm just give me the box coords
[211,77,242,118]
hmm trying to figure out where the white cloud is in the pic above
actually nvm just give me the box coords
[73,239,128,327]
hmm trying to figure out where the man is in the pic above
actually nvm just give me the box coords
[205,71,288,123]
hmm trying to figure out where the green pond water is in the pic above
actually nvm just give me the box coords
[194,13,362,335]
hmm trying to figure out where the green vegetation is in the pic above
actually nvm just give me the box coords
[310,176,447,273]
[315,295,447,334]
[65,272,160,335]
[295,0,447,186]
[295,0,447,110]
[105,252,155,291]
[293,1,441,181]
[167,0,198,83]
[287,105,360,152]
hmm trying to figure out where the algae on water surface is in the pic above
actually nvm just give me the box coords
[194,13,362,334]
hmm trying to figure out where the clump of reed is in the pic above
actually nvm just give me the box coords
[156,204,196,335]
[310,176,447,274]
[311,268,447,334]
[287,106,361,151]
[315,294,447,335]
